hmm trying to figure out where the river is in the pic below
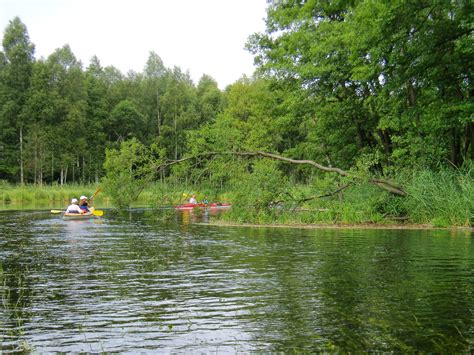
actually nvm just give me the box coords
[0,208,472,352]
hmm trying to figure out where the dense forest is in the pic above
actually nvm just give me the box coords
[1,2,473,224]
[0,16,225,185]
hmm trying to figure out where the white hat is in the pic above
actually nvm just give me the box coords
[80,195,87,200]
[71,198,78,203]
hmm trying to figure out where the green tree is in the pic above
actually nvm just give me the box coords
[21,59,55,184]
[102,138,163,207]
[159,67,197,160]
[140,51,168,142]
[349,2,473,168]
[196,74,224,125]
[247,1,473,171]
[180,77,282,187]
[105,100,145,144]
[0,17,35,182]
[84,56,111,182]
[45,45,88,184]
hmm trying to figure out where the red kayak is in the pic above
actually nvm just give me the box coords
[175,203,232,211]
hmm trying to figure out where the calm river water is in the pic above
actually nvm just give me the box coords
[0,209,473,352]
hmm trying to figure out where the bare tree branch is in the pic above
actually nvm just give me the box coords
[308,183,352,200]
[153,150,407,197]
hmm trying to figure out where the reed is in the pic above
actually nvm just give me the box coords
[2,166,472,227]
[0,183,105,206]
[217,167,473,227]
[401,167,473,226]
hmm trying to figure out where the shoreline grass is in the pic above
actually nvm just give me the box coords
[0,183,109,206]
[1,166,472,228]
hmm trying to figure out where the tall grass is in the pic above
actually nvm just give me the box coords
[0,182,107,207]
[217,167,473,227]
[400,167,473,227]
[2,166,472,227]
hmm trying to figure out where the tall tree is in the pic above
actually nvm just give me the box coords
[45,45,88,184]
[247,1,473,170]
[84,56,110,182]
[159,67,197,160]
[196,74,224,125]
[105,100,145,144]
[0,17,35,182]
[140,51,168,141]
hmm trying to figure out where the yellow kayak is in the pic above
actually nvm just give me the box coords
[63,207,97,220]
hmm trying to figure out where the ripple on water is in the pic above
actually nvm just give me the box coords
[0,210,472,352]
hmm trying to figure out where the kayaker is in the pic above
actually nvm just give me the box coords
[189,195,197,204]
[79,195,90,212]
[66,198,85,214]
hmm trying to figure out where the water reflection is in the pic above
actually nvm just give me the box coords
[178,208,221,225]
[0,210,472,352]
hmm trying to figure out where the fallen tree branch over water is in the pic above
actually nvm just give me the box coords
[156,150,407,197]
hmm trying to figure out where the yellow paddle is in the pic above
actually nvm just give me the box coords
[92,209,104,217]
[89,188,103,216]
[90,187,101,201]
[50,209,63,214]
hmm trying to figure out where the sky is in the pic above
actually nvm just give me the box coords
[0,0,269,89]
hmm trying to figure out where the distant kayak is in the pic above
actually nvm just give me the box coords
[175,203,232,211]
[63,207,98,220]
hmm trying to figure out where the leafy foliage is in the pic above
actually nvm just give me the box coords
[247,1,473,170]
[102,139,163,208]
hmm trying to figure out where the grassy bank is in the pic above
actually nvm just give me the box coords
[143,167,472,228]
[217,167,473,228]
[0,182,110,207]
[2,167,472,228]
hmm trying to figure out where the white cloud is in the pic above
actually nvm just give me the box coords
[0,0,268,88]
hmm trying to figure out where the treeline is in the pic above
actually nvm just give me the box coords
[0,17,224,185]
[1,0,473,193]
[244,1,473,172]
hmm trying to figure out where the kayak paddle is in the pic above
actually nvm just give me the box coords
[90,187,101,200]
[92,209,104,217]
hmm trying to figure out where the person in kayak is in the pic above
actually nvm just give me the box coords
[66,198,85,214]
[189,195,197,204]
[79,195,90,212]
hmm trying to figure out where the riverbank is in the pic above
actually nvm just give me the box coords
[2,180,472,229]
[207,220,474,232]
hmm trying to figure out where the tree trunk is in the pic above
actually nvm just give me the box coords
[34,143,38,185]
[19,126,24,185]
[88,153,92,183]
[378,129,392,156]
[174,99,178,160]
[450,127,461,167]
[39,144,43,187]
[51,152,54,185]
[465,122,474,161]
[407,81,416,107]
[157,91,161,136]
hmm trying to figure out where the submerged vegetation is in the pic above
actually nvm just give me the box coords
[1,2,472,227]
